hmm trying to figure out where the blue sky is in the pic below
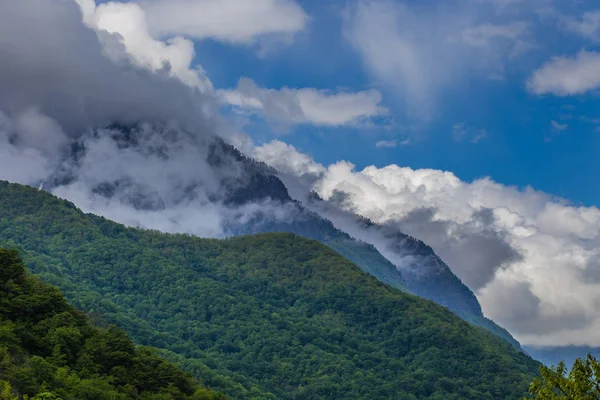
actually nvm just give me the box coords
[179,0,600,207]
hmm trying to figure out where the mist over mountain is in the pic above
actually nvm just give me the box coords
[23,116,518,349]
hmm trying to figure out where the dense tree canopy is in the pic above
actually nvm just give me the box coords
[0,181,540,399]
[0,248,225,400]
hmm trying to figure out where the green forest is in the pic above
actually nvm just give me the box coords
[0,181,541,399]
[0,247,225,400]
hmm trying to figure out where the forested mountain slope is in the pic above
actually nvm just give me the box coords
[211,140,519,346]
[45,126,520,350]
[0,248,225,400]
[0,181,539,399]
[241,189,520,349]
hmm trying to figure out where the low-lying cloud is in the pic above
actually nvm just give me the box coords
[0,0,292,240]
[254,140,600,347]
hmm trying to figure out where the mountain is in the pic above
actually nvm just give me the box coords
[0,180,540,399]
[209,139,521,348]
[42,126,522,350]
[208,139,410,293]
[0,247,225,400]
[347,213,522,349]
[230,189,521,348]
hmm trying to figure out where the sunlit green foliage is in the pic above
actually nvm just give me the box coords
[0,248,226,400]
[527,354,600,399]
[0,181,540,399]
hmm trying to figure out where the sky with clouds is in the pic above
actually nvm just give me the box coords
[2,0,600,348]
[199,0,600,208]
[85,0,600,205]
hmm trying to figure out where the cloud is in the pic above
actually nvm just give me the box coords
[471,132,489,143]
[49,124,229,238]
[551,120,568,131]
[460,21,530,48]
[452,123,489,143]
[528,51,600,96]
[562,10,600,43]
[138,0,309,44]
[219,77,387,127]
[376,140,397,148]
[253,140,600,347]
[0,0,291,240]
[459,22,534,66]
[545,119,568,142]
[253,140,326,180]
[375,139,411,148]
[77,0,212,91]
[0,0,222,136]
[0,109,65,185]
[0,0,218,231]
[75,0,309,91]
[343,0,533,117]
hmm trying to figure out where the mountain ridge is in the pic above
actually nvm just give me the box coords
[208,139,522,349]
[0,180,540,399]
[39,125,523,350]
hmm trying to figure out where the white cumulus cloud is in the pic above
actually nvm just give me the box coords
[76,0,212,91]
[528,51,600,96]
[220,77,387,127]
[75,0,310,91]
[254,140,600,347]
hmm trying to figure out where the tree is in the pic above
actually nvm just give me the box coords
[527,354,600,399]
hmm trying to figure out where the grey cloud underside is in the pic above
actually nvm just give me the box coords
[356,206,570,342]
[310,187,523,303]
[0,0,217,135]
[582,258,600,283]
[395,207,523,291]
[324,194,522,293]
